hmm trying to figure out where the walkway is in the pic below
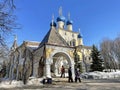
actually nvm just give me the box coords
[1,78,120,90]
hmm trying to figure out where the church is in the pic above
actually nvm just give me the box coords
[8,7,92,81]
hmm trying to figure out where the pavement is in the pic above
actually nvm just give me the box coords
[42,78,120,90]
[1,78,120,90]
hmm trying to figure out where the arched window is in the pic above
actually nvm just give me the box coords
[73,39,76,46]
[73,41,75,46]
[70,41,72,46]
[65,32,66,35]
[72,34,74,37]
[70,39,76,46]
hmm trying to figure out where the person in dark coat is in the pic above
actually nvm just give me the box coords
[75,68,81,82]
[68,67,73,82]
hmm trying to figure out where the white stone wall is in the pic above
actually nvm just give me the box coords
[45,45,75,78]
[33,46,45,77]
[58,29,79,46]
[57,21,65,29]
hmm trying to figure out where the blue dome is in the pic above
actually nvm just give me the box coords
[78,33,82,38]
[57,16,65,22]
[50,21,56,27]
[66,20,73,25]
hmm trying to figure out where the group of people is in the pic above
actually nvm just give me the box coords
[60,65,81,83]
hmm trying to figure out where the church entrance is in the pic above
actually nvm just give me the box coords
[50,52,72,78]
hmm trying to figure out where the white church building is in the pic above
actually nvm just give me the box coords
[8,7,92,81]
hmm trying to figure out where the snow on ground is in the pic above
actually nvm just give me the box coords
[0,71,120,88]
[82,70,120,79]
[0,79,24,88]
[27,77,43,85]
[0,77,43,88]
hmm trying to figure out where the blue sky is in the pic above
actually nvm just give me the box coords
[9,0,120,47]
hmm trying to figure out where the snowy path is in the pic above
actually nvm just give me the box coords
[42,79,120,90]
[0,78,120,90]
[1,71,120,90]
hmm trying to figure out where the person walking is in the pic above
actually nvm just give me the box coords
[60,65,65,78]
[75,68,81,83]
[68,67,73,82]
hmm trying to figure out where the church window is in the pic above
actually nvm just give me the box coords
[70,39,76,46]
[70,41,72,46]
[73,39,76,46]
[73,41,75,46]
[89,57,91,60]
[67,41,70,45]
[65,32,66,35]
[63,25,64,28]
[72,34,74,37]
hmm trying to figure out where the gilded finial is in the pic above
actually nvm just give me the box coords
[52,14,54,26]
[59,6,62,16]
[14,35,17,41]
[68,12,70,20]
[78,28,80,33]
[78,28,83,37]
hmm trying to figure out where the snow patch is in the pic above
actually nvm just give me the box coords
[0,77,43,88]
[82,71,120,79]
[0,79,24,88]
[27,77,43,85]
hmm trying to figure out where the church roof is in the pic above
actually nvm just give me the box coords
[24,41,40,47]
[66,20,73,25]
[24,41,40,51]
[57,16,65,22]
[78,33,82,38]
[39,27,69,47]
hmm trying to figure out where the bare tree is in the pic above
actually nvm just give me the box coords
[0,0,16,46]
[100,38,117,71]
[113,36,120,69]
[0,45,8,57]
[100,36,120,71]
[0,0,16,79]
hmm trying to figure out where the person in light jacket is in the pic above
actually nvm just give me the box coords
[75,68,81,82]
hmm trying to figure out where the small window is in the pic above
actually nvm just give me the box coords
[70,41,72,46]
[73,41,75,46]
[89,57,91,60]
[65,32,66,35]
[72,34,74,37]
[73,40,76,46]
